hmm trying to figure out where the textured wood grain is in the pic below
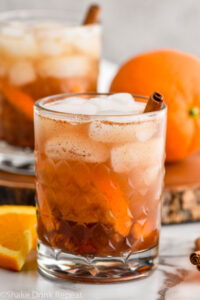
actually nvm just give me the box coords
[0,170,35,206]
[163,152,200,224]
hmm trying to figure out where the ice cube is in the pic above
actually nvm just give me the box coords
[46,97,98,115]
[81,26,100,57]
[128,165,160,196]
[90,115,156,143]
[38,56,91,78]
[88,93,146,121]
[107,93,135,106]
[1,24,25,38]
[89,121,138,143]
[65,97,87,106]
[34,112,76,145]
[143,165,160,186]
[111,138,164,173]
[39,39,64,56]
[111,143,134,173]
[34,22,65,39]
[56,103,98,115]
[135,121,157,142]
[0,34,38,58]
[106,93,136,113]
[45,132,109,163]
[128,173,144,193]
[74,28,101,58]
[47,97,86,111]
[107,93,146,113]
[76,37,101,58]
[88,96,115,113]
[9,61,36,86]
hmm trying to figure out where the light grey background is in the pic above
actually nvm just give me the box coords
[0,0,199,64]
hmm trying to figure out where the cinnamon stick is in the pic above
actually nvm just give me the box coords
[195,237,200,250]
[83,4,101,25]
[190,237,200,267]
[190,250,200,265]
[144,92,163,113]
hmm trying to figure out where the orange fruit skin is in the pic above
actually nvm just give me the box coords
[110,49,200,162]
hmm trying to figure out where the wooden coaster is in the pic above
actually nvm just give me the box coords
[0,153,200,224]
[0,170,35,206]
[163,152,200,224]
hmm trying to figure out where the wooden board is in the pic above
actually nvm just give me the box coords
[163,152,200,224]
[0,171,35,206]
[165,152,200,189]
[0,153,200,224]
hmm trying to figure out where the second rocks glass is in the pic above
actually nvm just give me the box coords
[0,9,101,174]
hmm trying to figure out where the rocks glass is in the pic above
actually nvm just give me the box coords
[0,10,101,174]
[34,92,167,282]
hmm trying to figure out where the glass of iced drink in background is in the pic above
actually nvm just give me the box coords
[0,9,101,174]
[34,92,167,282]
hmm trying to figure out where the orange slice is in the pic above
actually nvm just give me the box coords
[1,81,34,120]
[93,174,132,237]
[0,205,37,271]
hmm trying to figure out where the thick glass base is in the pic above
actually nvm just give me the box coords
[0,141,34,175]
[37,240,159,283]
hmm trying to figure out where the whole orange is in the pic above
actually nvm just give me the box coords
[110,49,200,162]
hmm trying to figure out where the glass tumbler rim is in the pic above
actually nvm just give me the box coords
[0,9,101,27]
[34,92,167,122]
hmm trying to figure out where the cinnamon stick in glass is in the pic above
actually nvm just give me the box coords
[144,92,163,113]
[83,4,101,25]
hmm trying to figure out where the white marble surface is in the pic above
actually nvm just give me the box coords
[0,222,199,300]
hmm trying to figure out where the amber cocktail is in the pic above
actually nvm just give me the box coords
[34,92,167,282]
[0,10,101,173]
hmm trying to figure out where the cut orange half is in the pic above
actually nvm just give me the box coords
[0,205,37,271]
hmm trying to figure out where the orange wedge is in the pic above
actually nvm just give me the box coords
[93,174,132,237]
[1,81,34,120]
[0,205,37,271]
